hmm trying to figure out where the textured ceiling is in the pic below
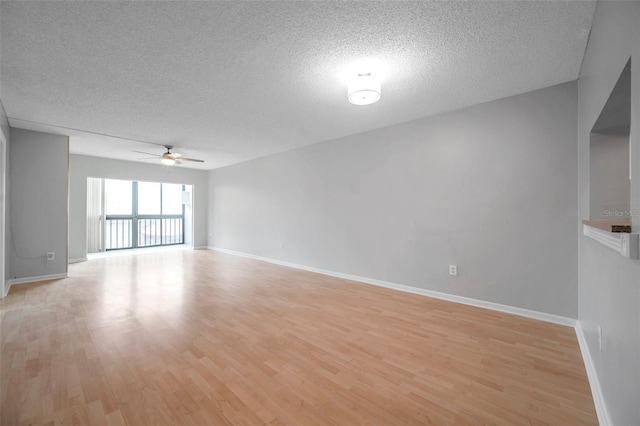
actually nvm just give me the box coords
[0,1,595,170]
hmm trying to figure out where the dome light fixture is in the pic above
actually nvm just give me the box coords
[348,73,381,106]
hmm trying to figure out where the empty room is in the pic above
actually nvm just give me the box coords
[1,1,638,425]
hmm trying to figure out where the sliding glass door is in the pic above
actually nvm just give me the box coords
[104,180,185,250]
[104,179,134,250]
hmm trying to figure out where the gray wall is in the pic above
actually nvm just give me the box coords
[209,81,579,318]
[8,128,68,280]
[1,99,9,293]
[577,1,640,424]
[69,154,208,260]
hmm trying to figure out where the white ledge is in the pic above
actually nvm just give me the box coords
[583,224,639,259]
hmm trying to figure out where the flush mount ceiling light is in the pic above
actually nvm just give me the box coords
[348,73,381,106]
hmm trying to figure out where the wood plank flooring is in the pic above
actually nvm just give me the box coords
[1,249,597,425]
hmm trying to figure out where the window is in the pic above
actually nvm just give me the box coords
[103,180,186,250]
[162,184,183,215]
[138,182,161,215]
[105,179,132,215]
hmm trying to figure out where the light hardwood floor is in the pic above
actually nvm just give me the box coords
[1,250,597,425]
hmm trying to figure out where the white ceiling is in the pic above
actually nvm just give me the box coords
[0,1,595,170]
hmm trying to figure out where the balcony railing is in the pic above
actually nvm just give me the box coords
[138,217,184,247]
[105,218,133,250]
[105,216,183,250]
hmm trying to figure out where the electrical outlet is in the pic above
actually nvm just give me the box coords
[46,252,55,261]
[449,265,457,276]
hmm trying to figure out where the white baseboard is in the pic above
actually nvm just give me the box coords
[68,258,87,264]
[7,273,69,287]
[194,246,210,250]
[576,321,611,426]
[3,281,11,298]
[207,247,576,327]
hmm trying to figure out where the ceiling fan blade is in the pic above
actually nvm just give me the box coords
[137,157,160,160]
[133,150,161,157]
[175,159,183,165]
[179,157,205,163]
[170,153,182,158]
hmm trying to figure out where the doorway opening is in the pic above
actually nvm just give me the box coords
[86,178,194,253]
[589,58,632,222]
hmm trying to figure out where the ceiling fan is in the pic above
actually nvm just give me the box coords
[133,145,204,166]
